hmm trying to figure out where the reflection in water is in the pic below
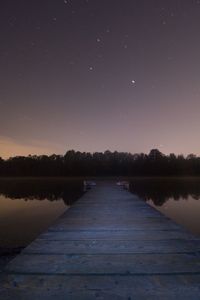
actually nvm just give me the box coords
[0,178,84,205]
[129,178,200,206]
[0,178,84,248]
[129,178,200,236]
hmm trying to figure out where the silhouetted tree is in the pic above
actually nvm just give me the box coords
[0,149,200,177]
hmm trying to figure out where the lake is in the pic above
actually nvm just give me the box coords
[0,178,84,248]
[129,177,200,236]
[0,177,200,250]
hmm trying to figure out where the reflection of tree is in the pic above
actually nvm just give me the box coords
[129,178,200,206]
[0,179,84,206]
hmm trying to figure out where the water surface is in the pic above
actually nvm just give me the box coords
[129,178,200,236]
[0,178,84,248]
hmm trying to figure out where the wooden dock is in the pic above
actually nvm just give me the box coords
[1,181,200,299]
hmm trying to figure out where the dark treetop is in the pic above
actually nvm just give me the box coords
[0,149,200,176]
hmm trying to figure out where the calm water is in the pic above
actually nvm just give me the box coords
[1,178,200,249]
[0,178,84,248]
[129,178,200,236]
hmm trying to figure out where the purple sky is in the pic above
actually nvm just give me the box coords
[1,0,200,158]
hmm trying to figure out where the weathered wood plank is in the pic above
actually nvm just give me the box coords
[50,222,180,231]
[39,230,198,241]
[1,274,200,300]
[6,253,200,274]
[23,239,200,254]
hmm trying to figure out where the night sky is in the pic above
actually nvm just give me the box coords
[1,0,200,158]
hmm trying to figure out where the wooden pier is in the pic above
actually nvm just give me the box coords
[1,181,200,299]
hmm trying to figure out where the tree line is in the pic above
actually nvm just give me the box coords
[0,149,200,177]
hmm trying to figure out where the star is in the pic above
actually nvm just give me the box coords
[8,17,17,27]
[97,38,101,43]
[131,80,136,84]
[30,41,36,47]
[89,66,94,71]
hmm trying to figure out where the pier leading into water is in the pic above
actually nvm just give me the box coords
[1,181,200,299]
